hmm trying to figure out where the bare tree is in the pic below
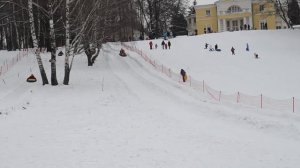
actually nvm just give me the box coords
[271,0,292,28]
[28,0,49,85]
[1,0,141,85]
[135,0,187,38]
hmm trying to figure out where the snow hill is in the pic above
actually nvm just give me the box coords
[133,30,300,99]
[0,30,300,168]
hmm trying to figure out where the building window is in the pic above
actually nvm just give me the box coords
[259,5,264,12]
[226,20,231,31]
[227,5,242,13]
[206,10,211,16]
[276,26,281,29]
[194,18,196,23]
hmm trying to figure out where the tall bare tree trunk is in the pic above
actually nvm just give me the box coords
[22,9,26,48]
[49,3,58,86]
[13,3,20,50]
[28,0,49,85]
[63,0,71,85]
[9,18,15,50]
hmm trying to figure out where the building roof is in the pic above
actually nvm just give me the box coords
[195,0,217,5]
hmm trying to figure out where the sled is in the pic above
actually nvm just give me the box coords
[26,74,37,83]
[58,51,64,56]
[119,49,127,57]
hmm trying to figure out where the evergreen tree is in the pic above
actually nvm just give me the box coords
[188,6,195,15]
[288,0,300,25]
[170,12,187,37]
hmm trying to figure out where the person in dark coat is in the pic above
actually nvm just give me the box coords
[167,41,171,49]
[161,41,165,49]
[246,43,249,51]
[215,44,218,50]
[215,44,221,51]
[254,53,259,59]
[205,43,208,49]
[180,69,187,82]
[119,48,127,57]
[149,41,153,50]
[231,47,235,55]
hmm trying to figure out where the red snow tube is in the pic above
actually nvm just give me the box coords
[119,48,127,57]
[27,74,37,83]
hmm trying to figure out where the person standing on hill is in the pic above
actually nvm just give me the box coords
[168,41,171,49]
[149,41,153,50]
[215,44,218,50]
[180,69,187,82]
[161,41,165,49]
[231,47,235,55]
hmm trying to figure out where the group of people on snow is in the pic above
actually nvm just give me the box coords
[205,43,222,52]
[204,42,259,58]
[149,40,171,50]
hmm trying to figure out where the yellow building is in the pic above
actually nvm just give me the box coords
[194,0,287,34]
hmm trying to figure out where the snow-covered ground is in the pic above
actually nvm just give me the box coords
[133,30,300,99]
[0,30,300,168]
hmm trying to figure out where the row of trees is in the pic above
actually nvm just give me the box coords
[135,0,188,39]
[0,0,189,85]
[270,0,300,28]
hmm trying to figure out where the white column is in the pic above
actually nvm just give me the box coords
[242,17,248,30]
[218,19,221,32]
[249,16,253,29]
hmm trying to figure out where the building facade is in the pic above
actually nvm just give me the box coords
[194,0,287,35]
[186,14,198,35]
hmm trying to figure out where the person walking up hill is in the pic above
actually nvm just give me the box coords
[231,47,235,55]
[180,69,187,82]
[168,41,171,49]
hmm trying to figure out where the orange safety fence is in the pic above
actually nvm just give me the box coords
[0,49,29,77]
[122,42,298,113]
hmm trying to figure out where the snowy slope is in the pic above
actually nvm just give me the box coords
[133,30,300,99]
[1,31,300,168]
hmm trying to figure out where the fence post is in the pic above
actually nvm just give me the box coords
[261,94,263,109]
[189,76,192,87]
[237,92,240,103]
[293,97,295,113]
[203,80,205,93]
